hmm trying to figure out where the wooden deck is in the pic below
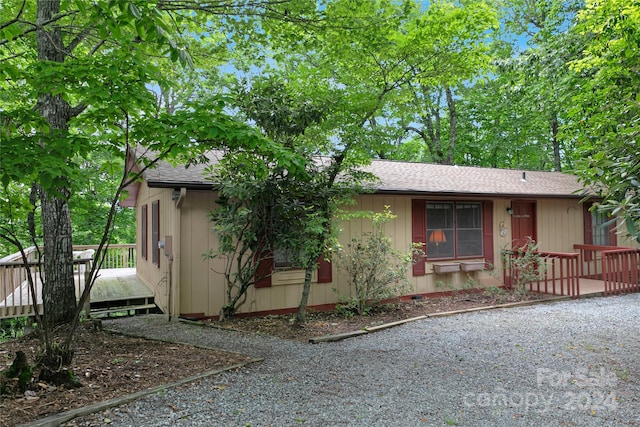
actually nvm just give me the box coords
[579,278,607,296]
[86,268,153,303]
[0,267,155,319]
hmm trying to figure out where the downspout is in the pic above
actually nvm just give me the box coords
[169,187,186,321]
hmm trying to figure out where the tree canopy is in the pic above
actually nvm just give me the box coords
[0,0,638,335]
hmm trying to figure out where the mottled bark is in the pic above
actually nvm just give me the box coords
[41,192,77,325]
[37,0,77,325]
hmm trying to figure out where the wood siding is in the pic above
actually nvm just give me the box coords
[134,181,175,315]
[135,184,606,318]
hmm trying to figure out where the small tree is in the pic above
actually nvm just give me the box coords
[206,155,278,321]
[335,207,422,316]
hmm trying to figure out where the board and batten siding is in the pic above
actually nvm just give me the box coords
[135,180,176,315]
[342,195,504,296]
[136,184,600,318]
[535,199,585,252]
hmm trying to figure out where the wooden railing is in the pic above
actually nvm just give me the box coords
[0,258,93,319]
[74,244,136,269]
[0,244,135,319]
[601,248,640,295]
[573,244,619,279]
[574,244,640,295]
[502,250,581,298]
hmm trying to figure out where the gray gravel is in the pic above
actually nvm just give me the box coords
[70,294,639,427]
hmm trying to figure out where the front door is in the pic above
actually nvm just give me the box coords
[511,201,537,248]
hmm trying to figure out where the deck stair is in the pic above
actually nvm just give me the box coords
[89,297,159,318]
[86,269,160,318]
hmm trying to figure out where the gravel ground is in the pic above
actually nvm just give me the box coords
[72,294,639,427]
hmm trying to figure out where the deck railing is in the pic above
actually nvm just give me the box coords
[74,244,136,269]
[0,244,135,319]
[502,250,581,298]
[601,248,640,295]
[573,244,619,279]
[0,258,93,318]
[574,244,640,295]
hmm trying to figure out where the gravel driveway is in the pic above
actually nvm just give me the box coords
[80,294,639,426]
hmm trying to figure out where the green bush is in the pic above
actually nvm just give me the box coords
[334,207,422,316]
[0,317,28,342]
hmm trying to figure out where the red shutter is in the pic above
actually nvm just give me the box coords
[152,200,160,268]
[317,255,332,283]
[412,199,427,276]
[141,204,148,260]
[609,218,617,246]
[254,249,273,288]
[583,203,593,245]
[482,201,494,269]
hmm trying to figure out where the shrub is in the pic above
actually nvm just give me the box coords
[502,239,545,294]
[334,207,423,316]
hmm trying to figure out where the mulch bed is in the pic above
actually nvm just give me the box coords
[0,325,252,427]
[210,291,559,341]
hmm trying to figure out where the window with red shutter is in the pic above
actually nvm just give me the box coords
[152,200,160,267]
[141,204,148,260]
[411,199,494,272]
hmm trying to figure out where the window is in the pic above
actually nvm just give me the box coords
[273,247,301,269]
[152,200,160,267]
[584,202,616,247]
[426,202,483,260]
[592,210,611,246]
[141,204,148,260]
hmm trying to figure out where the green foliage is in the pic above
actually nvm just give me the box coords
[334,207,422,316]
[484,286,506,304]
[568,0,640,241]
[206,161,280,320]
[435,275,478,298]
[0,317,28,343]
[501,239,544,294]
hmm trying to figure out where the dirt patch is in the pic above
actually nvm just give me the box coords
[210,291,559,342]
[0,325,253,427]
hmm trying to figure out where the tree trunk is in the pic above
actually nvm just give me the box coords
[445,87,456,165]
[296,265,314,324]
[37,0,77,325]
[550,112,561,171]
[41,192,77,325]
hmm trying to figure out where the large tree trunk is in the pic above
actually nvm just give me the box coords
[41,192,77,325]
[37,0,77,325]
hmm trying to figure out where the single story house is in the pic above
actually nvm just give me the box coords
[122,150,627,319]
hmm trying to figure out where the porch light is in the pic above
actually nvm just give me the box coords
[429,229,447,246]
[506,207,513,215]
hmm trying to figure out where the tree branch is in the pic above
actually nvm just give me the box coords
[0,0,27,31]
[0,10,80,47]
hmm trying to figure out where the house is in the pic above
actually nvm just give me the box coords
[122,150,631,319]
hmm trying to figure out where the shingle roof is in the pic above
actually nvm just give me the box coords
[143,155,221,188]
[140,151,591,199]
[364,160,591,198]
